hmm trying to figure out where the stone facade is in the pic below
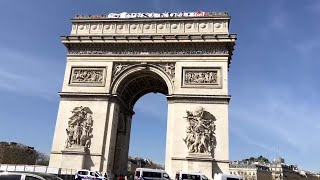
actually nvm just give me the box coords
[229,164,272,180]
[0,142,37,165]
[269,164,319,180]
[49,12,237,178]
[229,158,320,180]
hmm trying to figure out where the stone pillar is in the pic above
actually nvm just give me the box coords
[101,102,120,174]
[112,111,133,174]
[61,147,87,169]
[49,98,112,171]
[165,97,229,178]
[120,115,133,173]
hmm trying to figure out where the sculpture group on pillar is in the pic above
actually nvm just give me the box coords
[183,106,216,155]
[65,106,93,148]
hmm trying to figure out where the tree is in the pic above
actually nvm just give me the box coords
[35,151,50,166]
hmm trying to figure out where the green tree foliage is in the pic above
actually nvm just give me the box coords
[0,142,49,165]
[240,155,270,164]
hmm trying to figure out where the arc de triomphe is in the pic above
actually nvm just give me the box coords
[49,12,237,178]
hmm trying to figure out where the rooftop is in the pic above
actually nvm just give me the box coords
[74,11,229,20]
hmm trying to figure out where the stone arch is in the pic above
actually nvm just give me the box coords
[110,64,174,108]
[50,12,236,178]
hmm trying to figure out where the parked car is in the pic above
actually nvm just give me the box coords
[0,171,63,180]
[75,169,106,180]
[135,168,170,180]
[175,171,208,180]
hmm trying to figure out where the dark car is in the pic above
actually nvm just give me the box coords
[0,171,63,180]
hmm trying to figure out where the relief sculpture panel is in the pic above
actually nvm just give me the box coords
[182,67,221,88]
[112,62,175,82]
[69,67,106,86]
[183,106,216,156]
[65,106,93,149]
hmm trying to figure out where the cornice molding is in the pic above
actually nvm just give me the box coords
[62,34,237,44]
[59,92,113,101]
[171,156,230,163]
[65,42,233,58]
[167,94,231,104]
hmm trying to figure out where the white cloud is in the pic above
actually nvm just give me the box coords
[230,82,320,156]
[0,47,64,101]
[293,37,320,61]
[230,126,279,154]
[268,0,288,31]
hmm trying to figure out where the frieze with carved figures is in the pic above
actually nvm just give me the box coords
[182,67,221,88]
[69,67,106,86]
[68,44,229,56]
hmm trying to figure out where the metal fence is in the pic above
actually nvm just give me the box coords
[0,164,76,180]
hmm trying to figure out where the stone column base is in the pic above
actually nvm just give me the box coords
[61,146,88,170]
[171,156,229,179]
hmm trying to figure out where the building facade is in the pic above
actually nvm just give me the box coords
[229,163,272,180]
[269,163,319,180]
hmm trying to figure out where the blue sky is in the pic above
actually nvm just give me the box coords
[0,0,320,172]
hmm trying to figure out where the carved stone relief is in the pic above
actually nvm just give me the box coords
[68,44,228,55]
[113,63,130,77]
[182,67,221,88]
[65,106,93,149]
[112,62,175,82]
[183,106,216,155]
[185,70,218,84]
[69,67,106,86]
[155,63,175,81]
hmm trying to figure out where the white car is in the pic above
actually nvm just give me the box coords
[213,173,243,180]
[135,168,170,180]
[175,171,208,180]
[0,171,63,180]
[75,169,106,180]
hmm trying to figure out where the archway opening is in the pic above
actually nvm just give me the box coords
[116,70,169,108]
[112,67,171,174]
[129,93,168,169]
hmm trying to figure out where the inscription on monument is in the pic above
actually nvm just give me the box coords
[65,106,93,149]
[69,67,106,86]
[183,106,216,155]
